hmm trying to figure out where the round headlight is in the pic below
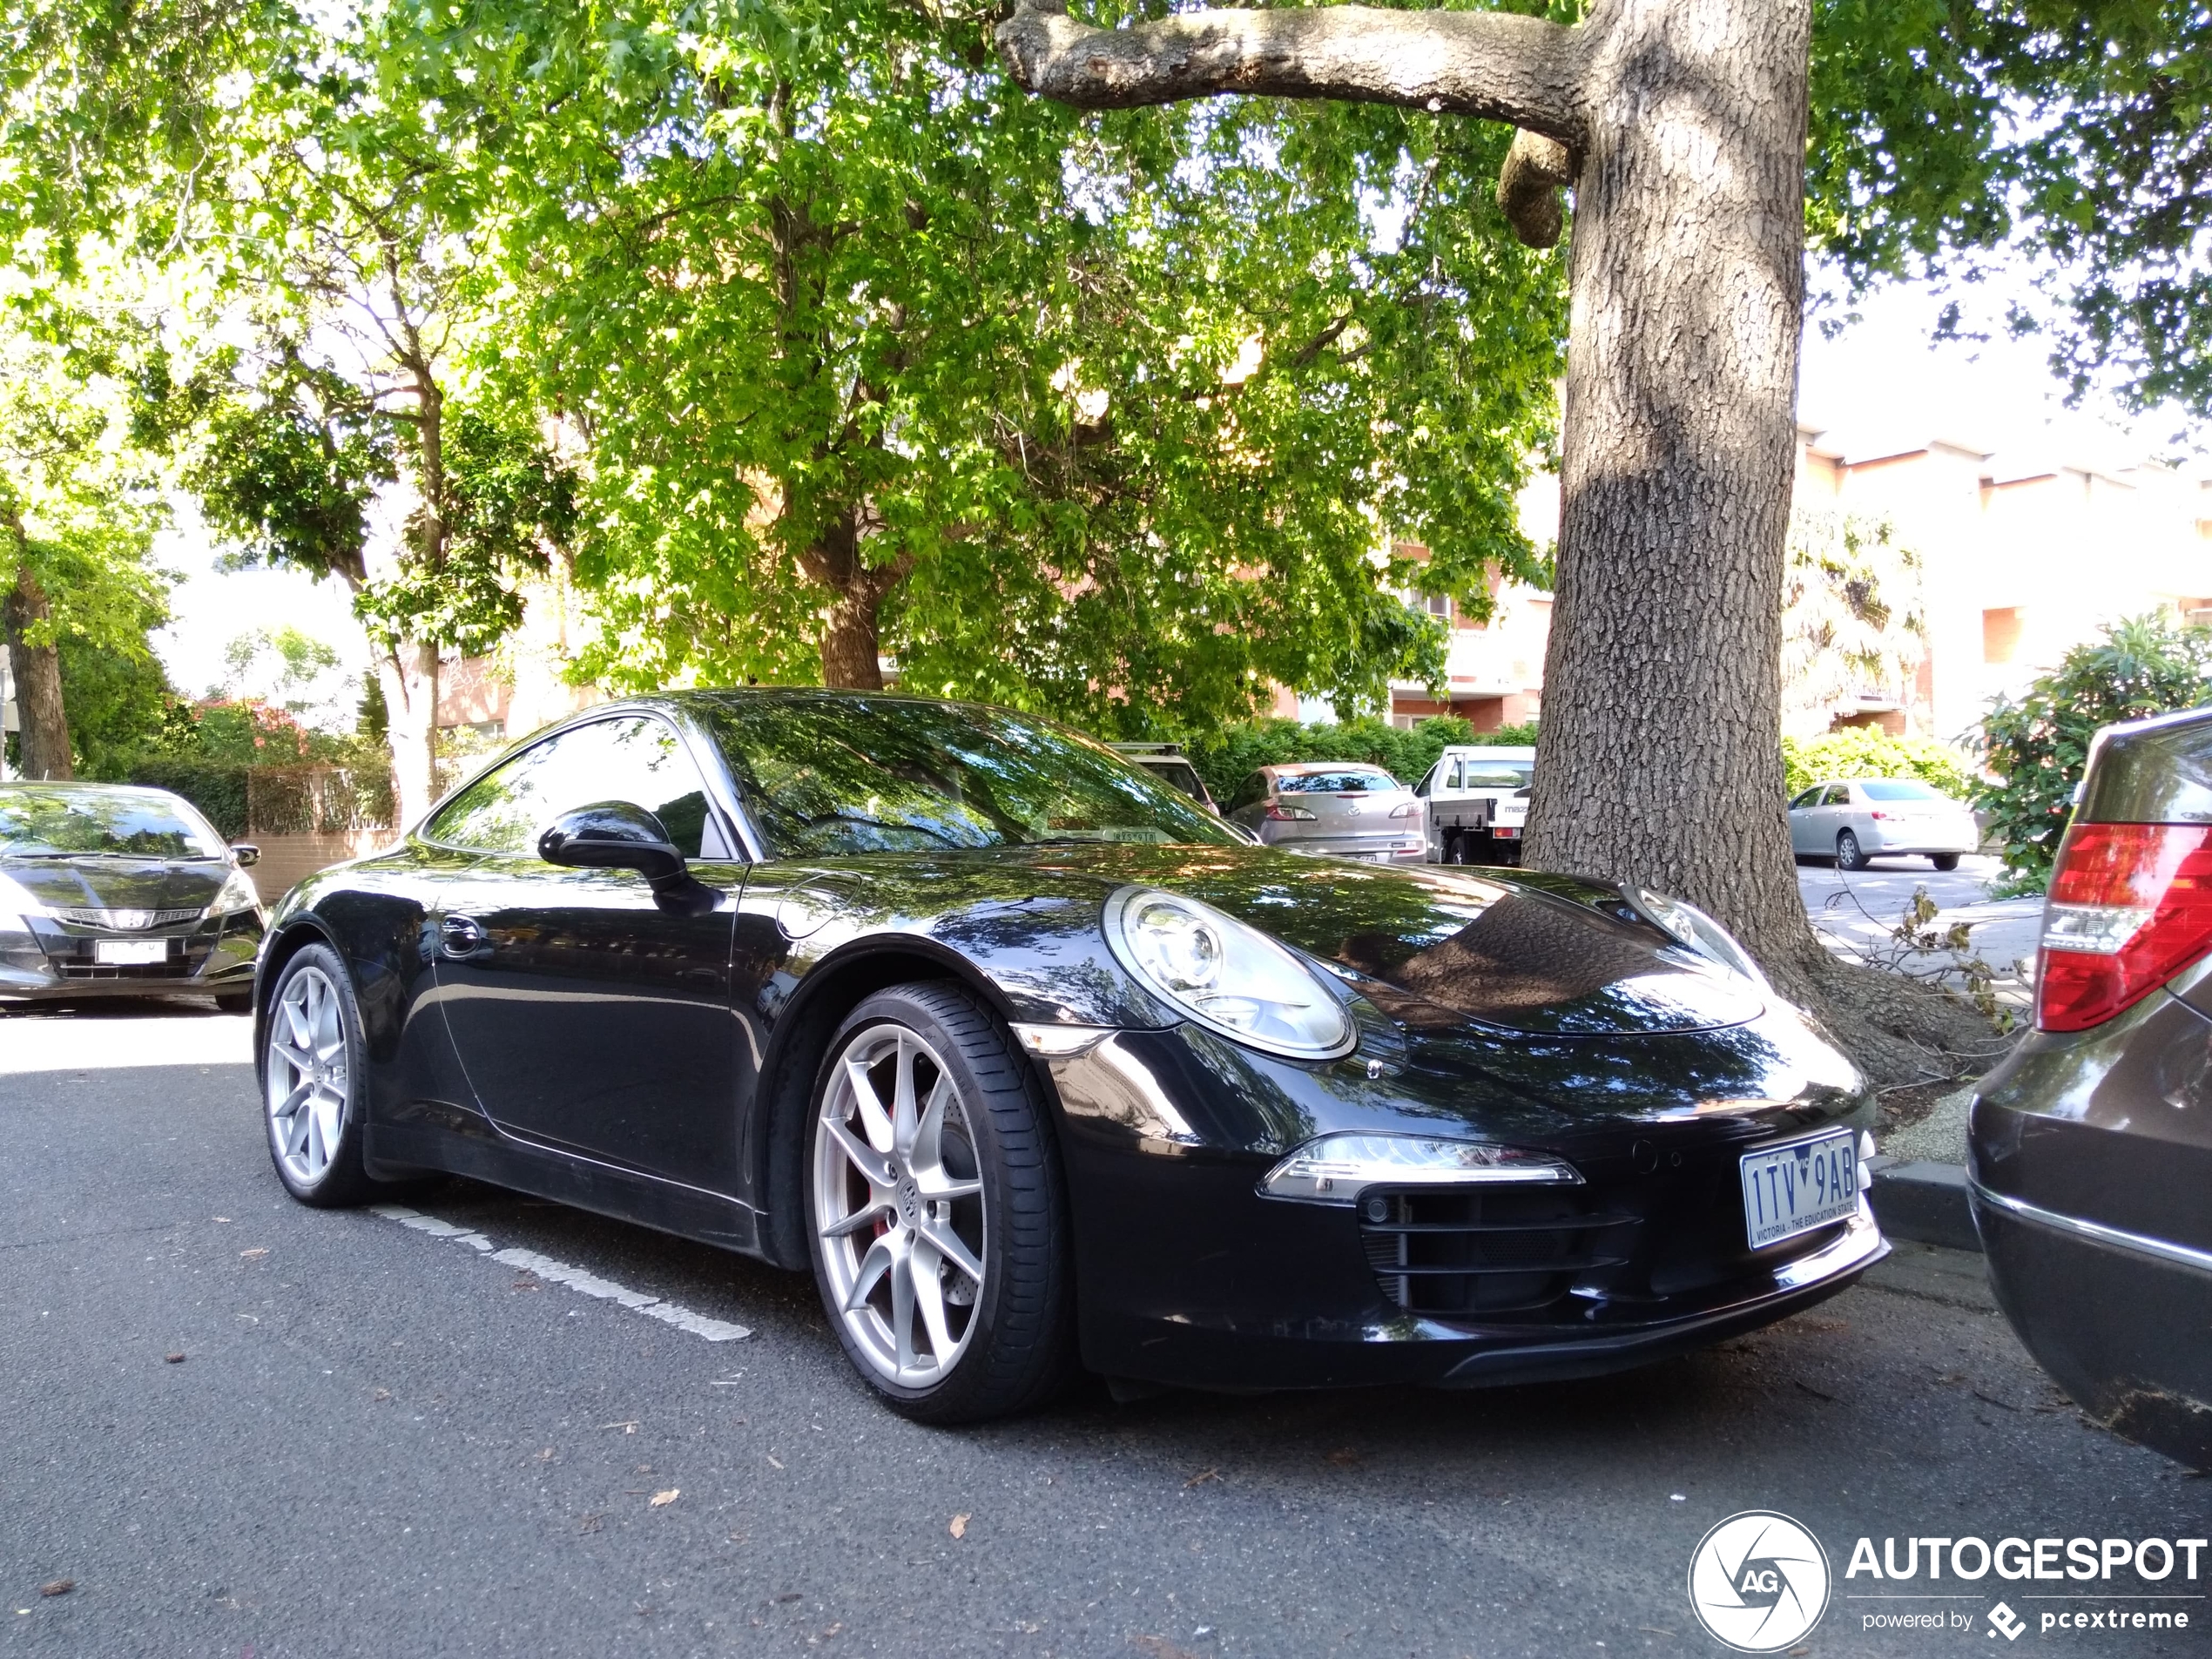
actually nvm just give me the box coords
[1104,887,1355,1061]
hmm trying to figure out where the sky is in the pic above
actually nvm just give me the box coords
[148,270,2204,718]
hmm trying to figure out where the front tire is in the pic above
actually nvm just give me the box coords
[260,944,380,1207]
[806,983,1073,1423]
[1835,829,1868,872]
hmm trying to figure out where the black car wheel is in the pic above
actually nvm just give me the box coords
[260,944,381,1207]
[1835,829,1867,871]
[1931,853,1961,872]
[806,983,1073,1423]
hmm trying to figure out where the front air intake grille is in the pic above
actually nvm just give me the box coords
[53,907,203,929]
[1359,1188,1637,1316]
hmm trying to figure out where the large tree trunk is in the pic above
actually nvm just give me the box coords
[379,644,442,826]
[997,0,1992,1080]
[1530,0,1817,977]
[796,506,914,691]
[3,561,71,782]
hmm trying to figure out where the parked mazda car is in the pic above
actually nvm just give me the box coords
[253,690,1884,1422]
[0,780,264,1008]
[1968,703,2212,1467]
[1223,761,1425,862]
[1786,776,1979,871]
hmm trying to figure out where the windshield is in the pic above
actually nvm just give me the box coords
[1277,770,1397,794]
[696,694,1242,857]
[1859,779,1946,802]
[0,786,226,859]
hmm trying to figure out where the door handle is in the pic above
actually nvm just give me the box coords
[439,914,489,960]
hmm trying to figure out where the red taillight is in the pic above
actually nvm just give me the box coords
[2034,822,2212,1032]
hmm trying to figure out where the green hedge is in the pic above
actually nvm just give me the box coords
[124,759,253,840]
[1780,730,1978,802]
[119,759,396,840]
[1184,716,1537,801]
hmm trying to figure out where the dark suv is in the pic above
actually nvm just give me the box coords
[1968,704,2212,1467]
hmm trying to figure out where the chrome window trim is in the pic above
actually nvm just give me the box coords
[1970,1180,2212,1276]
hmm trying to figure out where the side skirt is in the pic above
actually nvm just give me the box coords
[368,1112,767,1260]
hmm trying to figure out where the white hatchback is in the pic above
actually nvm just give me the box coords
[1786,776,1980,871]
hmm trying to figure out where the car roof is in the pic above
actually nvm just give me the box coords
[0,779,182,799]
[1264,761,1398,776]
[1440,745,1535,760]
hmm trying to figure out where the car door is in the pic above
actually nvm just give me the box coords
[1829,782,1867,847]
[1786,787,1822,853]
[421,715,748,1190]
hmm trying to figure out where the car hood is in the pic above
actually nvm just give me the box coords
[983,845,1765,1037]
[0,855,230,916]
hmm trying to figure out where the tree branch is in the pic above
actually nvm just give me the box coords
[1496,127,1577,248]
[995,1,1586,145]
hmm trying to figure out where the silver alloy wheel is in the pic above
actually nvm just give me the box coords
[813,1022,988,1389]
[266,963,350,1185]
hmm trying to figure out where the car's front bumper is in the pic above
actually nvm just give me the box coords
[0,911,263,1001]
[1030,1022,1883,1391]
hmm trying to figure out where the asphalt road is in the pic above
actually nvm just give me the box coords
[3,1003,2202,1659]
[1796,855,2042,1007]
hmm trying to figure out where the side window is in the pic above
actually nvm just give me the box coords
[1788,788,1819,810]
[1447,758,1465,790]
[1228,772,1269,812]
[1413,763,1438,798]
[1824,784,1853,807]
[425,718,716,858]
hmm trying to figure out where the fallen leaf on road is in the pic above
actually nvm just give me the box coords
[372,1388,391,1402]
[819,1622,843,1638]
[578,1514,604,1534]
[239,1248,268,1259]
[1015,1620,1043,1634]
[597,1420,639,1433]
[650,1489,679,1507]
[163,1353,185,1365]
[1184,1468,1220,1488]
[535,1447,554,1461]
[948,1514,969,1539]
[212,1217,231,1224]
[37,1581,71,1598]
[766,1454,785,1470]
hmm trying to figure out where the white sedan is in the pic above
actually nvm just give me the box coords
[1787,776,1980,872]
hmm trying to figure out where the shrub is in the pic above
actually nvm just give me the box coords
[1184,716,1537,802]
[1977,612,2212,894]
[1780,729,1978,801]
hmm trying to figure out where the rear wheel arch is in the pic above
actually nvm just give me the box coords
[254,919,342,1082]
[750,941,1049,1271]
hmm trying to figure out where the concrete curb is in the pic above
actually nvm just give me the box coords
[1865,1157,1982,1252]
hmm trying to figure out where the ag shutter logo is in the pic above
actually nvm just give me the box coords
[1987,1602,2027,1641]
[1688,1510,1832,1652]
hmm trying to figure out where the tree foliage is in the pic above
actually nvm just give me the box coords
[1810,0,2212,418]
[382,0,1565,726]
[1779,507,1927,740]
[1976,611,2212,892]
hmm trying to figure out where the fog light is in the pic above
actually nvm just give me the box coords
[1259,1132,1581,1206]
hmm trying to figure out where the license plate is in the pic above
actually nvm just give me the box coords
[1740,1130,1859,1248]
[94,940,168,965]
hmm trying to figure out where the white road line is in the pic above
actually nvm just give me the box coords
[369,1204,752,1342]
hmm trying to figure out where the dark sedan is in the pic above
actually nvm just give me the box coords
[253,690,1885,1421]
[1969,703,2212,1467]
[0,781,265,1009]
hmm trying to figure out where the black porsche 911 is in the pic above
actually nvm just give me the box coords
[253,689,1885,1421]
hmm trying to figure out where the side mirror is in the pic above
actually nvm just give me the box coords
[230,843,260,867]
[538,801,685,885]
